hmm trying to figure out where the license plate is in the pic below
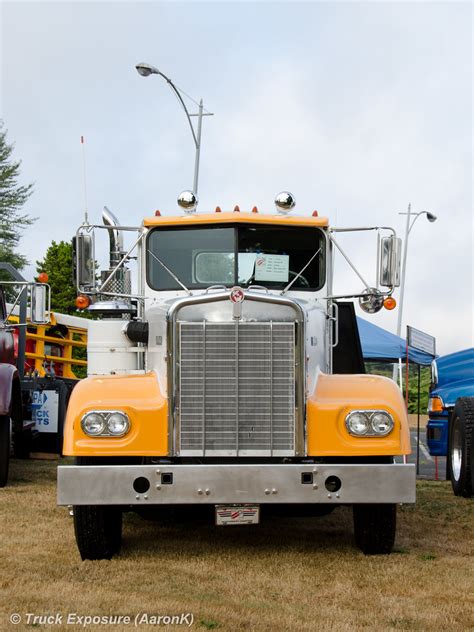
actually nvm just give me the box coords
[215,505,260,526]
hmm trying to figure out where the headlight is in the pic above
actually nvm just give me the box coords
[81,412,106,436]
[346,412,369,436]
[370,412,394,435]
[345,410,394,437]
[107,412,130,436]
[81,411,130,437]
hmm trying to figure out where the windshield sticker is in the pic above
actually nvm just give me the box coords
[254,254,289,282]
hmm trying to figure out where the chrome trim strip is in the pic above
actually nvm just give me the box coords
[58,463,416,505]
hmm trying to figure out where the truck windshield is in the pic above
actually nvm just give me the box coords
[146,224,325,291]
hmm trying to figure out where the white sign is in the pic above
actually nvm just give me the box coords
[254,254,289,282]
[32,390,59,433]
[407,326,436,356]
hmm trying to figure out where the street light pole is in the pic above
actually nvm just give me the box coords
[135,63,213,196]
[392,204,437,382]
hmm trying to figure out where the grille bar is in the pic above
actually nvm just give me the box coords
[179,321,295,456]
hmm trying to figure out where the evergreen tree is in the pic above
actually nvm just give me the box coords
[0,121,35,271]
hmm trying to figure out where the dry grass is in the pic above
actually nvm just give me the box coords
[1,459,473,632]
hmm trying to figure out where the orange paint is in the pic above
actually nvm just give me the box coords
[143,211,329,228]
[63,372,168,457]
[306,373,411,456]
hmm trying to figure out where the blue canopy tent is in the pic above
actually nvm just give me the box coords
[356,317,434,366]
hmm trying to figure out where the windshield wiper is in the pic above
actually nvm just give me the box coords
[148,250,192,295]
[280,247,322,295]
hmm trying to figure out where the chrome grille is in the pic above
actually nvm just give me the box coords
[179,321,295,456]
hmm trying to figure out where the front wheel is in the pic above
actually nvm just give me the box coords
[0,415,11,488]
[448,398,474,497]
[73,505,122,560]
[353,504,396,555]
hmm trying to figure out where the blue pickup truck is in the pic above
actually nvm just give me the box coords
[427,347,474,496]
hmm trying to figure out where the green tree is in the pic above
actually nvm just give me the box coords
[36,240,76,313]
[0,121,35,271]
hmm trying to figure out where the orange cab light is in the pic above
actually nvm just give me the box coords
[37,272,49,283]
[312,210,319,217]
[383,297,397,311]
[428,396,444,412]
[215,206,222,213]
[234,205,240,212]
[252,206,258,213]
[154,210,161,216]
[75,295,91,310]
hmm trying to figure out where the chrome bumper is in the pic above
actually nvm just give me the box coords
[57,463,416,505]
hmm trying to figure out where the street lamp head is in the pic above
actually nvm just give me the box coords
[426,212,437,223]
[135,63,159,77]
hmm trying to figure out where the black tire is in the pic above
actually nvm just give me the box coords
[0,415,10,488]
[353,504,396,555]
[448,397,474,497]
[73,505,123,560]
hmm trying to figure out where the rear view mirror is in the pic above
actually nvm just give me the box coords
[30,283,50,324]
[73,233,95,289]
[379,236,401,287]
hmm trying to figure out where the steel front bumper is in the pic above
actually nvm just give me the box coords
[57,463,415,505]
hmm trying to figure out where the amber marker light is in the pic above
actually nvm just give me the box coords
[383,297,397,310]
[37,272,49,283]
[75,295,91,310]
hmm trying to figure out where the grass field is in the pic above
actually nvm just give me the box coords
[1,459,473,632]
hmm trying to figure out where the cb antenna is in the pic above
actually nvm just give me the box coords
[81,135,89,225]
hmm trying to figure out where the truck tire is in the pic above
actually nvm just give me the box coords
[353,504,396,555]
[73,505,123,560]
[0,415,10,487]
[448,397,473,497]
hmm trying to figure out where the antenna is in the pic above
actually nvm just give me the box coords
[81,135,89,224]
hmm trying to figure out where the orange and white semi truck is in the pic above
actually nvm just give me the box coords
[57,193,415,559]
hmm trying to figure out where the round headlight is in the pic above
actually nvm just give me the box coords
[371,412,394,435]
[81,412,105,436]
[106,412,130,436]
[346,412,369,435]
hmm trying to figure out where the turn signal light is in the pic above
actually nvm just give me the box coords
[428,396,444,412]
[75,294,91,310]
[37,272,49,283]
[383,297,397,310]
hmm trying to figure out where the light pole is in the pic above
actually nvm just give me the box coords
[135,62,213,196]
[392,204,437,382]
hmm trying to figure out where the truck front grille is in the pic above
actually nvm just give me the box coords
[178,321,295,456]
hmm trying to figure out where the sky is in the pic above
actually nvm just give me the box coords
[0,0,472,356]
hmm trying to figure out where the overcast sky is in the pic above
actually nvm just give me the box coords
[1,0,472,356]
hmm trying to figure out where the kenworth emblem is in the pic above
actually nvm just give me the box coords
[230,286,245,319]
